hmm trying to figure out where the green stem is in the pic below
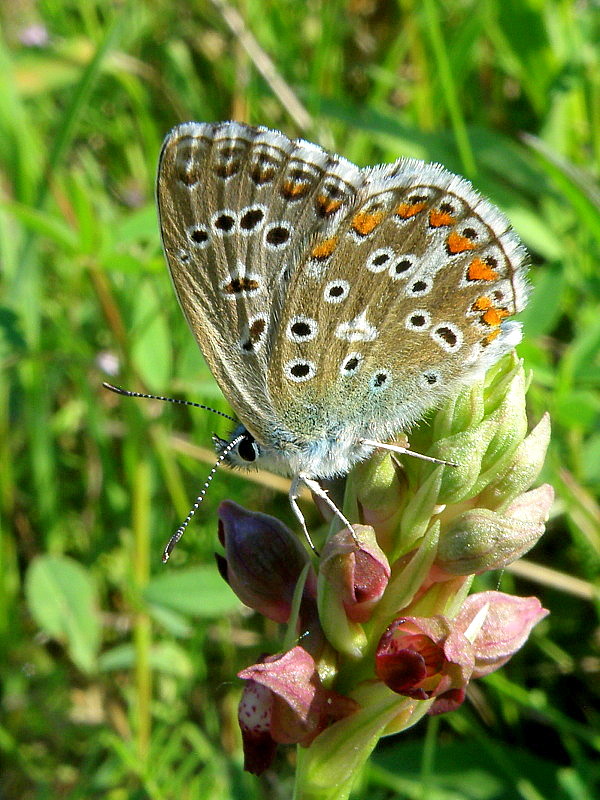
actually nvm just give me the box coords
[132,456,152,766]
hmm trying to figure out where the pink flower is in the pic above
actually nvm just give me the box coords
[238,646,359,774]
[375,616,473,713]
[319,525,390,623]
[375,593,548,714]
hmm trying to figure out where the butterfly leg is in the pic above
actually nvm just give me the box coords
[298,475,357,542]
[288,476,320,553]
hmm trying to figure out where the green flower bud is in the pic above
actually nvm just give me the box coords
[477,413,551,509]
[435,484,554,575]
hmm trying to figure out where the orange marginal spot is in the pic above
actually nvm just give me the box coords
[282,179,310,199]
[395,201,427,219]
[482,329,501,346]
[310,236,339,260]
[471,296,492,312]
[351,210,384,236]
[316,195,343,216]
[447,231,477,254]
[428,209,455,227]
[481,306,510,327]
[467,257,499,282]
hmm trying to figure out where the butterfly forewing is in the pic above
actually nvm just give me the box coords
[157,122,366,440]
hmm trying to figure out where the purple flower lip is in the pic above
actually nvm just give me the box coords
[217,500,316,623]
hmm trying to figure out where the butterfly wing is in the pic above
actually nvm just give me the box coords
[266,160,528,443]
[159,121,528,457]
[157,121,366,441]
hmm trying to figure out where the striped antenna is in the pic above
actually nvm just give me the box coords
[162,433,245,563]
[102,382,236,422]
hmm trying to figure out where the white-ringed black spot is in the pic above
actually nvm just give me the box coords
[406,277,431,296]
[405,309,431,330]
[462,226,478,240]
[265,222,292,248]
[284,359,316,383]
[188,226,210,247]
[369,370,391,392]
[431,323,463,352]
[324,280,350,303]
[239,206,266,232]
[286,315,317,342]
[390,254,417,280]
[366,247,394,273]
[211,210,237,234]
[420,370,441,388]
[340,352,363,375]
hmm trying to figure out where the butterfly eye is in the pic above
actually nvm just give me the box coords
[237,432,259,463]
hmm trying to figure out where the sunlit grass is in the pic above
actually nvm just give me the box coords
[1,1,599,797]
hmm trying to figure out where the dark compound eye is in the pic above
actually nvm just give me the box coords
[237,433,257,462]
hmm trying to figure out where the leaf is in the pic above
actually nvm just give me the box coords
[25,555,101,673]
[130,280,173,391]
[98,642,193,676]
[144,565,241,617]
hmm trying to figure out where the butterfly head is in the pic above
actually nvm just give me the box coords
[212,421,377,481]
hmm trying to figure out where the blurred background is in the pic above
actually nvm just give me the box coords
[1,1,599,797]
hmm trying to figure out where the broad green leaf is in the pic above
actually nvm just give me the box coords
[98,641,193,676]
[144,565,241,617]
[25,555,101,673]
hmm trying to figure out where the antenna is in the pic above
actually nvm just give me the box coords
[162,433,245,563]
[102,382,237,422]
[103,381,241,562]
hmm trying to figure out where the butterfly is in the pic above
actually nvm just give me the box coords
[151,121,528,560]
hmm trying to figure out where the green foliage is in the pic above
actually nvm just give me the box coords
[1,0,598,798]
